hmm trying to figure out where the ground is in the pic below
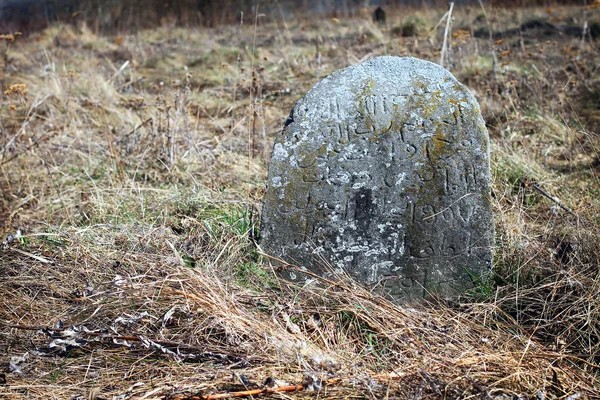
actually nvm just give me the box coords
[0,4,599,399]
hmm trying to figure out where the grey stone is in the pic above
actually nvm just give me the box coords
[260,56,494,302]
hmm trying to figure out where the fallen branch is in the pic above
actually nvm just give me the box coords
[165,373,406,399]
[172,384,305,400]
[532,184,578,218]
[531,184,598,232]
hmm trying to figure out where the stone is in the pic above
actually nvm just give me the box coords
[373,7,386,24]
[260,56,494,302]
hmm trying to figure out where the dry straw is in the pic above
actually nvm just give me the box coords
[1,3,600,399]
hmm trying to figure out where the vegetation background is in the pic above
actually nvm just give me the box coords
[0,0,599,398]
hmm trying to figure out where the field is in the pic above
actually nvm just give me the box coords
[1,3,600,399]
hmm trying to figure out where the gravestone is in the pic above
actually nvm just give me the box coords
[260,56,493,302]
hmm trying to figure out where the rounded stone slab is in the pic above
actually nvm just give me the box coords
[260,56,493,302]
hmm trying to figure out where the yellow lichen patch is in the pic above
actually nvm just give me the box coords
[427,124,452,161]
[447,97,468,106]
[406,82,443,119]
[414,81,428,90]
[354,78,377,131]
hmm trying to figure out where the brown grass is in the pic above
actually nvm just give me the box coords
[1,4,600,399]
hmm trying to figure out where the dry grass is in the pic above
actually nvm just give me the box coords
[1,4,600,399]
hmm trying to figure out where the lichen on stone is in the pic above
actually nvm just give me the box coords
[261,56,494,302]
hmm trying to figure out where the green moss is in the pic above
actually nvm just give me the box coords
[235,261,278,290]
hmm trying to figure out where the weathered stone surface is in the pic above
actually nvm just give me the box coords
[260,56,493,302]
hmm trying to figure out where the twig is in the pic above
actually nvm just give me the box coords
[532,184,598,233]
[477,0,498,79]
[532,184,578,218]
[125,117,153,138]
[186,384,304,400]
[7,247,53,264]
[0,134,52,166]
[165,373,406,399]
[107,60,130,84]
[427,10,450,40]
[440,2,454,67]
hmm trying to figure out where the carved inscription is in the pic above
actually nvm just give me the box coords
[261,56,494,302]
